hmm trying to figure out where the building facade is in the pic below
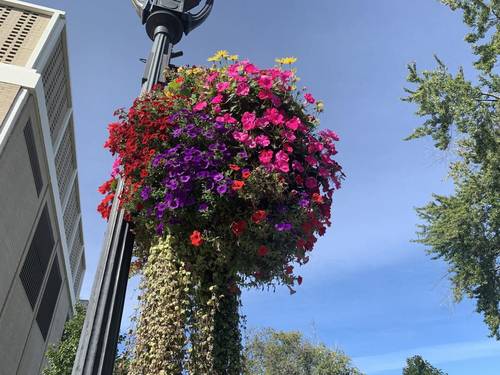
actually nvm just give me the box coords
[0,1,85,374]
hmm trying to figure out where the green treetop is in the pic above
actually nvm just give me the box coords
[243,328,362,375]
[402,355,447,375]
[404,0,499,338]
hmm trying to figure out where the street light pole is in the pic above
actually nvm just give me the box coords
[72,2,214,374]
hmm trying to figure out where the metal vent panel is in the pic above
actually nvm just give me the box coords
[69,222,83,275]
[36,255,62,340]
[0,5,50,66]
[41,36,70,142]
[74,253,85,297]
[19,205,54,308]
[54,123,75,201]
[63,181,80,241]
[23,120,43,195]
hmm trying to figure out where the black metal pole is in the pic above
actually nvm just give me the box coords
[72,29,173,375]
[73,2,214,373]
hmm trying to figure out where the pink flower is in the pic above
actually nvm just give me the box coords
[205,71,219,84]
[245,137,257,148]
[259,149,274,165]
[216,114,237,124]
[193,101,207,111]
[258,75,273,89]
[285,117,301,131]
[211,94,223,104]
[264,108,284,125]
[304,93,316,104]
[242,112,256,131]
[258,90,272,100]
[217,81,230,92]
[305,155,318,167]
[243,62,259,74]
[236,82,250,96]
[255,135,270,147]
[275,150,290,173]
[233,131,249,142]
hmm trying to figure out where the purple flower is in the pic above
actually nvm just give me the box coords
[217,184,228,195]
[180,175,191,183]
[275,223,293,232]
[140,186,152,201]
[213,173,224,182]
[156,222,164,235]
[156,202,168,218]
[299,198,310,208]
[198,203,209,212]
[172,127,183,138]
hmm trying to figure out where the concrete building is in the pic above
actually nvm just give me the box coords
[0,1,85,374]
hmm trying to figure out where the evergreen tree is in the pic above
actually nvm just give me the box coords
[402,355,447,375]
[404,0,499,338]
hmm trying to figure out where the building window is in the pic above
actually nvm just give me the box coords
[36,255,62,340]
[19,204,54,308]
[23,120,43,196]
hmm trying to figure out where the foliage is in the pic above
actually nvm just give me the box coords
[43,303,86,375]
[402,355,447,375]
[403,0,500,338]
[243,329,362,375]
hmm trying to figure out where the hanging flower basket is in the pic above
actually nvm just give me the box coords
[98,51,344,373]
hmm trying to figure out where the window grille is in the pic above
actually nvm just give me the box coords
[23,120,43,196]
[41,37,69,142]
[36,255,62,340]
[54,123,75,201]
[69,223,83,275]
[19,205,54,308]
[63,181,80,242]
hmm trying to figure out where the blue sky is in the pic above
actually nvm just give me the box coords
[33,0,500,373]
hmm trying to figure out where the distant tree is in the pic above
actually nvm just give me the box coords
[402,355,447,375]
[403,0,499,338]
[243,329,362,375]
[43,303,86,375]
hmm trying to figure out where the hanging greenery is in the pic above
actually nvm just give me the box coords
[99,51,344,374]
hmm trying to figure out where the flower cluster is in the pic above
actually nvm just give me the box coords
[99,52,344,288]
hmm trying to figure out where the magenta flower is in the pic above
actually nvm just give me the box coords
[236,82,250,96]
[217,81,230,92]
[304,93,316,104]
[255,135,270,147]
[285,117,301,131]
[305,177,318,190]
[242,112,256,131]
[212,94,223,104]
[264,108,284,125]
[233,131,249,142]
[193,101,207,111]
[258,75,273,90]
[275,150,290,173]
[259,149,273,165]
[243,62,259,74]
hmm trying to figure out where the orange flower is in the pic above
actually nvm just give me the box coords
[232,180,245,190]
[190,230,203,246]
[312,193,323,203]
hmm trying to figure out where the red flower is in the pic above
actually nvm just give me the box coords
[229,164,241,171]
[251,210,267,224]
[285,265,294,275]
[242,170,251,179]
[231,220,247,236]
[232,180,245,191]
[257,245,269,257]
[312,193,324,203]
[297,276,303,285]
[190,230,203,247]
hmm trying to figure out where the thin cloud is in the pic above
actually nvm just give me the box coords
[353,340,500,373]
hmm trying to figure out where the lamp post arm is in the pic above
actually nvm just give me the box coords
[184,0,214,34]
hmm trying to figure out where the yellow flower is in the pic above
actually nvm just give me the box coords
[316,100,325,112]
[207,50,230,62]
[275,57,297,65]
[228,54,239,61]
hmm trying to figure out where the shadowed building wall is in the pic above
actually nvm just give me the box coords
[0,1,85,374]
